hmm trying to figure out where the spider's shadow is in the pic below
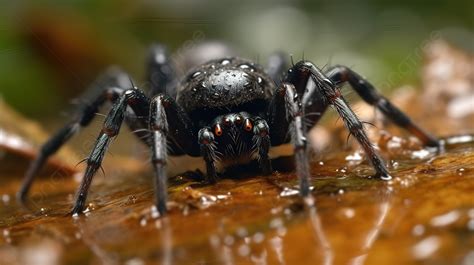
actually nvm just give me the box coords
[176,156,295,189]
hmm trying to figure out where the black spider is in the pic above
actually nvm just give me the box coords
[17,43,440,216]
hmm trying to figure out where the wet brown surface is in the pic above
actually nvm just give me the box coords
[0,136,473,265]
[0,40,473,265]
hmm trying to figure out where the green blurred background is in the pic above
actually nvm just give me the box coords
[0,0,472,119]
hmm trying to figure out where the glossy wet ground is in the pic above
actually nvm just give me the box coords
[1,132,473,265]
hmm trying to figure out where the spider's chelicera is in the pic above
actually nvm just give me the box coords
[17,44,439,216]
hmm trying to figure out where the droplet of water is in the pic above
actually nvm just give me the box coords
[345,152,363,162]
[412,236,440,260]
[430,210,460,227]
[343,208,355,218]
[236,227,248,238]
[224,235,235,246]
[253,232,265,244]
[1,194,10,203]
[238,244,250,257]
[412,224,425,236]
[279,187,299,197]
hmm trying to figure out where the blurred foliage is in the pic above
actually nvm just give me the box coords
[0,0,472,118]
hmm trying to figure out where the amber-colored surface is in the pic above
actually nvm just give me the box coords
[0,41,473,265]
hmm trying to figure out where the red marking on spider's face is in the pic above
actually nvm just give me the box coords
[244,119,253,132]
[214,124,223,136]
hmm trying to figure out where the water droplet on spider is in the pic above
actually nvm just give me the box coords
[192,88,198,92]
[257,77,263,84]
[191,71,201,78]
[221,59,230,65]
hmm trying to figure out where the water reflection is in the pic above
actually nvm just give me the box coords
[308,206,334,265]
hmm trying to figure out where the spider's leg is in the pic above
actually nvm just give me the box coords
[325,65,439,147]
[147,44,177,98]
[266,51,289,87]
[72,89,150,215]
[17,68,138,202]
[149,95,198,215]
[198,128,218,184]
[287,61,391,180]
[267,83,312,197]
[252,118,272,174]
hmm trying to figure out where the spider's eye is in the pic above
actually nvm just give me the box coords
[244,119,253,132]
[235,116,243,125]
[223,118,231,126]
[214,124,223,136]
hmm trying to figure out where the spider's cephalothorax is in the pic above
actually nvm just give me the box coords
[17,43,440,216]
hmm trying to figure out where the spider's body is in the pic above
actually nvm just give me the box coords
[18,43,439,216]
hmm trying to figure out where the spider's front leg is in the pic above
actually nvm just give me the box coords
[286,61,392,180]
[72,89,150,215]
[149,95,198,215]
[17,69,148,202]
[268,83,312,198]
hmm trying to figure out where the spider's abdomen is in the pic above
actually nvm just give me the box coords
[176,58,275,120]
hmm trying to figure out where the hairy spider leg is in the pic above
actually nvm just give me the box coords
[71,89,150,214]
[325,65,439,147]
[252,118,272,174]
[267,83,312,197]
[198,127,218,184]
[149,94,198,215]
[17,69,148,202]
[286,61,392,180]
